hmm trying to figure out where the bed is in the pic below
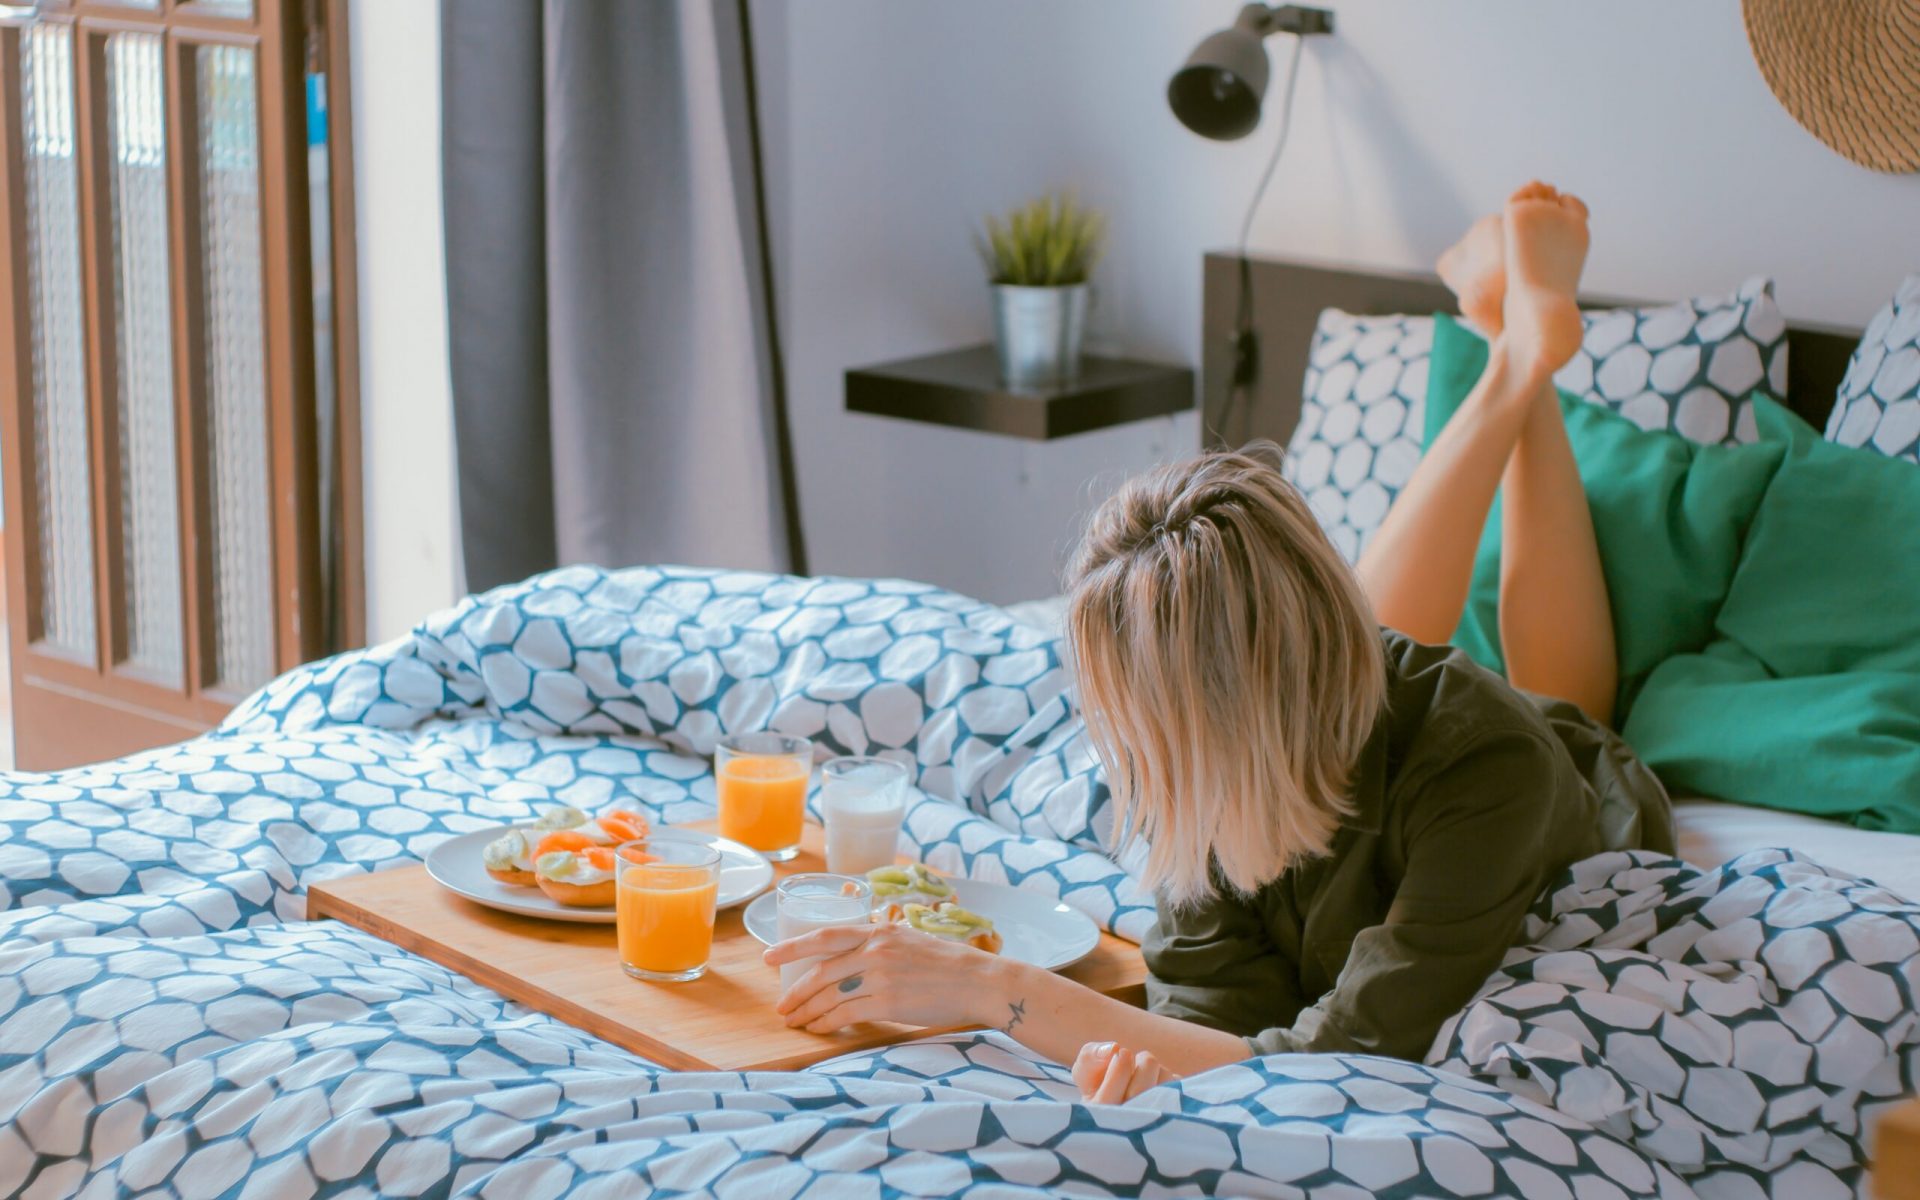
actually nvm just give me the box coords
[1,261,1916,1199]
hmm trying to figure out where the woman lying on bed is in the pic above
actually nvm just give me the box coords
[765,182,1675,1102]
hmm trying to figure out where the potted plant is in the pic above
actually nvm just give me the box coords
[979,192,1105,389]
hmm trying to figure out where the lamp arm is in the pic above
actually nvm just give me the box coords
[1243,4,1336,38]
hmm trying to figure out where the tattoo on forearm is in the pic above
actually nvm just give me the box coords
[839,975,862,994]
[1000,998,1026,1034]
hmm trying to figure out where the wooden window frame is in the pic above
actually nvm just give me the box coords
[0,0,361,764]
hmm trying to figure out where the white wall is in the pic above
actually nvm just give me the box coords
[760,0,1920,603]
[755,0,1203,605]
[352,0,1920,621]
[350,0,460,642]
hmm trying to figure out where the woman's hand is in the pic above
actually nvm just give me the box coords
[765,922,1012,1033]
[1071,1042,1175,1103]
[770,927,1242,1086]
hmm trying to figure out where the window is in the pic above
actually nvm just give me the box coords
[0,0,360,767]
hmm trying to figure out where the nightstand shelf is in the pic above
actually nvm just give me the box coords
[845,345,1194,441]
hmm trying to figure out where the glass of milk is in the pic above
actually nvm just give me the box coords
[774,873,873,992]
[819,756,910,876]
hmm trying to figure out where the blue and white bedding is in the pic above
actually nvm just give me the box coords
[1,566,1915,1198]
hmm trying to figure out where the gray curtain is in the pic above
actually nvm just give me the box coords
[442,0,804,591]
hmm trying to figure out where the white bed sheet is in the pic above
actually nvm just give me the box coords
[1005,594,1920,902]
[1675,796,1920,902]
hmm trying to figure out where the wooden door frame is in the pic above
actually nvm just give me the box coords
[0,0,363,767]
[322,0,362,653]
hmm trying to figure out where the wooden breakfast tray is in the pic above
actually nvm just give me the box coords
[307,820,1148,1072]
[1879,1093,1920,1200]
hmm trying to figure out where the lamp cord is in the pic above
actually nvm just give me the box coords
[1238,35,1306,258]
[1218,34,1307,445]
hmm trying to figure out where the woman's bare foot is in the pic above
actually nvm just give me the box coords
[1437,213,1507,336]
[1501,181,1589,383]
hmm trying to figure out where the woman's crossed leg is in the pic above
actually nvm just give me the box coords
[1359,182,1617,724]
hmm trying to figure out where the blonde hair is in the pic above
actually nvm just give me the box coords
[1065,441,1385,909]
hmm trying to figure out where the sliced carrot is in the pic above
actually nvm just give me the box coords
[534,830,595,859]
[584,846,616,872]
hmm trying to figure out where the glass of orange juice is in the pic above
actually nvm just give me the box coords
[615,835,722,982]
[715,733,812,861]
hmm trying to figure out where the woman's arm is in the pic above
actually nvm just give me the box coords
[1239,731,1578,1060]
[764,923,1249,1076]
[977,953,1251,1074]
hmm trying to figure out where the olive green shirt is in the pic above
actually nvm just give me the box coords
[1143,631,1673,1062]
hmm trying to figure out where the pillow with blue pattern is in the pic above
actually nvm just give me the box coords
[1287,279,1790,563]
[1824,273,1920,463]
[1284,310,1432,563]
[1554,276,1789,444]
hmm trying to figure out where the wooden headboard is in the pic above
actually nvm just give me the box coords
[1199,253,1863,448]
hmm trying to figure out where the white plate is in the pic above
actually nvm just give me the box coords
[425,827,774,925]
[742,876,1100,971]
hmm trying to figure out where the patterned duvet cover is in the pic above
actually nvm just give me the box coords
[0,566,1913,1198]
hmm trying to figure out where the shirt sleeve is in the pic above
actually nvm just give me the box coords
[1246,729,1573,1061]
[1142,878,1306,1039]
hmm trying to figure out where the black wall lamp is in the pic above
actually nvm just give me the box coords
[1170,4,1334,141]
[1169,4,1335,434]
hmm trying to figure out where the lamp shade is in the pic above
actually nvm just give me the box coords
[1167,22,1271,140]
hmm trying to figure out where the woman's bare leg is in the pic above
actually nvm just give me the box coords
[1360,183,1616,723]
[1494,189,1616,722]
[1356,342,1535,644]
[1358,211,1533,644]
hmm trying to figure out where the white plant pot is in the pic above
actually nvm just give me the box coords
[991,283,1089,389]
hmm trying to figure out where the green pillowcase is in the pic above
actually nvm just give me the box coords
[1711,401,1920,678]
[1422,314,1786,721]
[1622,401,1920,832]
[1623,649,1920,832]
[1425,313,1920,831]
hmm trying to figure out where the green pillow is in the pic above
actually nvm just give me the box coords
[1423,314,1786,721]
[1624,647,1920,832]
[1623,401,1920,831]
[1712,400,1920,677]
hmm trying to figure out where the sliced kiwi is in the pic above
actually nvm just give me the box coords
[867,865,915,893]
[904,901,993,939]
